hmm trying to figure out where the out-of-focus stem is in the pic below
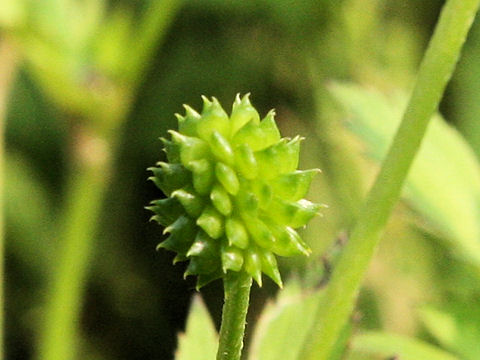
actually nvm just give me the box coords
[0,38,19,360]
[37,125,114,360]
[36,1,183,358]
[301,0,480,359]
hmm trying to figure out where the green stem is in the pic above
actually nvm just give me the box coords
[37,128,113,360]
[130,0,183,85]
[301,0,480,359]
[35,2,183,358]
[216,272,252,360]
[0,39,19,360]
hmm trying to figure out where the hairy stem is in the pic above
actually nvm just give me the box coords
[301,0,480,359]
[217,272,252,360]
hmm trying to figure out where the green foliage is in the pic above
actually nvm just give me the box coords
[348,332,459,360]
[301,1,480,358]
[175,296,218,360]
[330,82,480,269]
[4,0,182,130]
[148,95,321,288]
[2,2,184,360]
[419,305,480,360]
[248,279,323,360]
[4,0,480,359]
[248,277,350,360]
[5,153,56,278]
[176,276,351,360]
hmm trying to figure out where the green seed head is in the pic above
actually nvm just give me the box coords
[148,94,322,288]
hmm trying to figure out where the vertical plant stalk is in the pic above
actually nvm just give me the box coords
[217,272,252,360]
[0,39,19,360]
[36,2,183,359]
[37,127,113,360]
[301,0,480,359]
[129,0,183,86]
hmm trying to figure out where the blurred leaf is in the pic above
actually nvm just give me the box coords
[348,331,459,360]
[175,295,218,360]
[330,82,480,269]
[0,0,26,28]
[249,278,347,360]
[70,0,105,51]
[248,279,320,360]
[419,305,480,360]
[126,0,183,81]
[17,0,181,128]
[28,0,72,45]
[94,5,135,80]
[5,152,57,279]
[452,19,480,157]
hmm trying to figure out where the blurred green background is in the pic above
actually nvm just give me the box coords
[2,0,480,359]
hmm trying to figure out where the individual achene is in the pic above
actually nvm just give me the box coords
[147,94,322,288]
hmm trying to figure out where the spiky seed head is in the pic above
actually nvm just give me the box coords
[148,95,322,289]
